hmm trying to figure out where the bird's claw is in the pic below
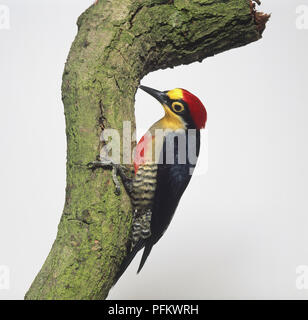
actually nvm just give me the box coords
[87,161,102,170]
[112,165,122,196]
[87,157,114,169]
[87,158,122,195]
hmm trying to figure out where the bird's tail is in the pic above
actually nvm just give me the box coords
[112,240,145,286]
[137,244,153,274]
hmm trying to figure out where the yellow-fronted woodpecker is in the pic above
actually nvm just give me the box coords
[90,86,207,284]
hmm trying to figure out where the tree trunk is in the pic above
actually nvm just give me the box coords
[25,0,269,300]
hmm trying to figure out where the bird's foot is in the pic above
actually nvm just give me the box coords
[88,158,133,196]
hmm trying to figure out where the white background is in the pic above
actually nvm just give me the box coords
[0,0,308,299]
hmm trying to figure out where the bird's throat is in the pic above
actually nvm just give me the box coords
[158,105,186,131]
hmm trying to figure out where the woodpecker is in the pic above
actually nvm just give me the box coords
[90,86,207,284]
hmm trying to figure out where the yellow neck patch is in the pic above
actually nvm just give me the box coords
[150,105,186,131]
[167,88,183,100]
[159,105,186,130]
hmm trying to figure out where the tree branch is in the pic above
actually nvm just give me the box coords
[25,0,269,300]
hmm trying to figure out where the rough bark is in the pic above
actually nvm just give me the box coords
[25,0,269,300]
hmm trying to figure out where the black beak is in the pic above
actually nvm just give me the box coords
[139,85,168,105]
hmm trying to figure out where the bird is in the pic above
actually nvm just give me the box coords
[89,85,207,284]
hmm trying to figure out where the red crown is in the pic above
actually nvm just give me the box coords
[182,89,207,129]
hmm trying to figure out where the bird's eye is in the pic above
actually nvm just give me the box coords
[171,102,184,113]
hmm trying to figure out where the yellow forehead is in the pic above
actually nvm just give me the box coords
[167,88,183,100]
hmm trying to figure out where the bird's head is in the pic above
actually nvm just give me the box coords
[139,85,207,130]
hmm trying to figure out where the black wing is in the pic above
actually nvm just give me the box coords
[138,130,201,271]
[113,130,201,283]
